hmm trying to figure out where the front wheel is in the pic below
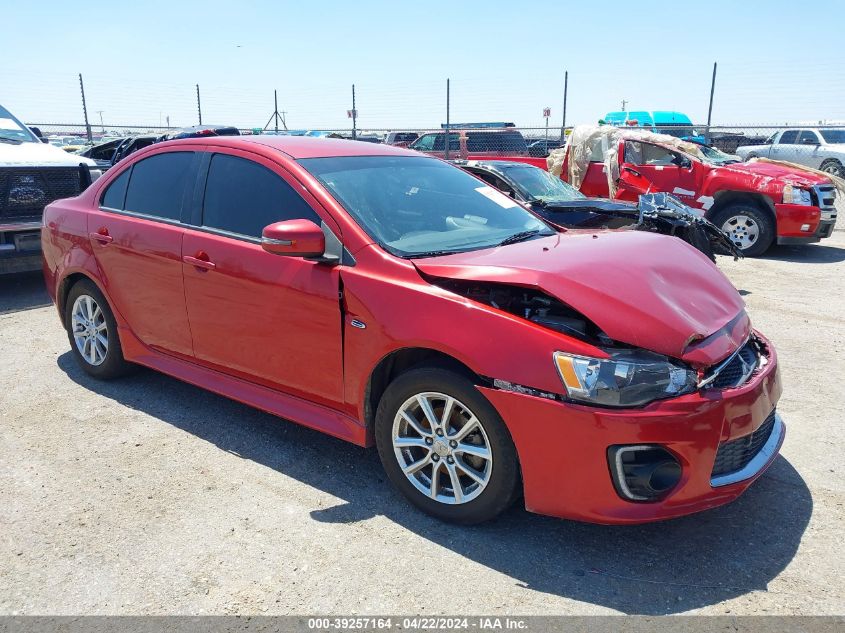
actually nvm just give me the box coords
[375,367,521,524]
[711,204,775,257]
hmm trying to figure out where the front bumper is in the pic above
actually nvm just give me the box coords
[482,332,783,524]
[777,219,836,245]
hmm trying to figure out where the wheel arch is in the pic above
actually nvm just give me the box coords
[57,271,112,329]
[363,347,483,432]
[709,190,777,224]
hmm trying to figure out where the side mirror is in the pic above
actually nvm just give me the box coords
[261,219,325,258]
[30,127,49,143]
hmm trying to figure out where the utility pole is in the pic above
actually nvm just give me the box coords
[96,110,104,133]
[351,84,357,140]
[263,90,287,132]
[445,78,450,160]
[706,61,718,143]
[621,99,628,112]
[79,73,92,142]
[560,70,568,142]
[196,84,202,125]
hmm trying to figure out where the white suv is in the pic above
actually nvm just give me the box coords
[736,128,845,178]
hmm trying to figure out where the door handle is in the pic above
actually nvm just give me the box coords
[89,230,113,244]
[183,254,216,270]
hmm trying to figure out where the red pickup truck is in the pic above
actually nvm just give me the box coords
[515,130,838,256]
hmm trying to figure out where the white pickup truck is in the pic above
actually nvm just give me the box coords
[736,128,845,178]
[0,104,98,274]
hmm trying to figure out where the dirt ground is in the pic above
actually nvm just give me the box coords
[1,231,844,616]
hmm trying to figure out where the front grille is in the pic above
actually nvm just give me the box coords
[712,410,777,477]
[707,340,760,390]
[813,185,837,221]
[0,167,83,220]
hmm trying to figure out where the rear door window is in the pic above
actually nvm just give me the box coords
[797,130,820,145]
[123,152,194,220]
[778,130,799,144]
[201,153,321,238]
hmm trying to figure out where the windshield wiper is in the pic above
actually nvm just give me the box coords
[406,250,460,259]
[498,229,545,246]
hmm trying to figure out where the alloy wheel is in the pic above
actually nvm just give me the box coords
[392,392,493,504]
[71,294,108,366]
[721,215,759,251]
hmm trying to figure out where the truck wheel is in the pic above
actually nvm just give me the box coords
[375,367,521,524]
[711,204,775,257]
[64,279,132,379]
[820,159,844,179]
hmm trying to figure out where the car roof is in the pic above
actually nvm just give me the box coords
[166,134,419,159]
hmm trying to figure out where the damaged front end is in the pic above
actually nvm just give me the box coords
[430,278,701,407]
[636,193,743,261]
[540,193,742,261]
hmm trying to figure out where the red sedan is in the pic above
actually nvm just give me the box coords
[41,135,784,524]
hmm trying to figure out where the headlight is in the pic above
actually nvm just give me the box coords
[782,184,812,205]
[554,349,697,407]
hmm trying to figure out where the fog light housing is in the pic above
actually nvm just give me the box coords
[800,223,811,231]
[607,445,682,502]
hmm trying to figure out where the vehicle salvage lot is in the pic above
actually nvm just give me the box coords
[1,233,844,616]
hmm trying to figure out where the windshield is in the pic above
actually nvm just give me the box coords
[694,143,738,165]
[820,129,845,144]
[498,164,585,202]
[301,155,554,258]
[0,105,39,143]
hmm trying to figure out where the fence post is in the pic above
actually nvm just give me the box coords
[560,71,568,143]
[352,84,357,140]
[79,73,92,142]
[706,62,717,143]
[444,78,450,160]
[196,84,203,125]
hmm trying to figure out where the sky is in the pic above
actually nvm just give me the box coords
[3,0,845,131]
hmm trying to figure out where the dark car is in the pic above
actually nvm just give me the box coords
[526,138,563,157]
[158,125,241,141]
[410,129,528,158]
[457,160,740,261]
[79,137,127,168]
[112,134,160,164]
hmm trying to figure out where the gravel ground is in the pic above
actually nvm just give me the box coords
[1,232,844,616]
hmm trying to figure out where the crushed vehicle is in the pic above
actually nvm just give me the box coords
[456,159,741,261]
[736,128,845,178]
[0,103,99,274]
[78,137,127,169]
[526,125,839,256]
[44,135,783,525]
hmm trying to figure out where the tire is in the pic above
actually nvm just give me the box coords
[820,159,845,179]
[375,367,521,524]
[64,278,132,379]
[711,203,775,257]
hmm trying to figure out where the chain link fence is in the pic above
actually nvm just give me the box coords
[28,122,845,181]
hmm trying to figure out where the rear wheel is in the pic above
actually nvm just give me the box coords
[64,279,132,379]
[712,204,775,257]
[375,367,520,524]
[820,159,844,179]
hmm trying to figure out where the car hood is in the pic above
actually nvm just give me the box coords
[722,161,829,187]
[0,140,97,167]
[413,230,747,366]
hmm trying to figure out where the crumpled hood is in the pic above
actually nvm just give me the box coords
[413,230,747,364]
[0,141,96,167]
[718,161,828,187]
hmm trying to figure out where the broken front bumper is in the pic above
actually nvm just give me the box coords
[481,332,783,524]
